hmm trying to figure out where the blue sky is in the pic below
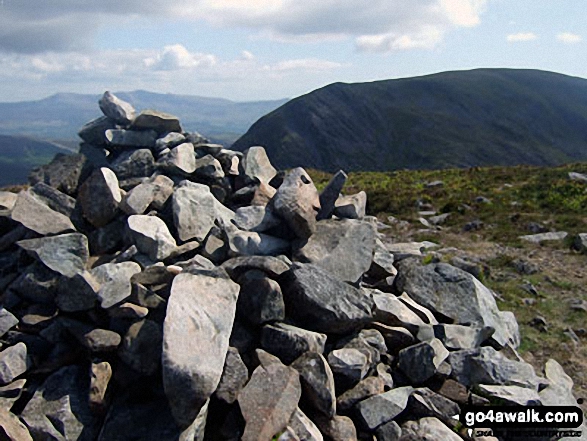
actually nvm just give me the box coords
[0,0,585,102]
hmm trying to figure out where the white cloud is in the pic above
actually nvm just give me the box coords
[144,45,217,70]
[0,0,488,54]
[357,26,444,52]
[268,58,343,71]
[507,32,538,42]
[557,32,582,44]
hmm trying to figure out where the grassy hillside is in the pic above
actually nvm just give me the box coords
[234,69,587,172]
[0,135,68,186]
[309,162,587,405]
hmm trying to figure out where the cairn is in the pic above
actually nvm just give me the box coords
[0,92,583,441]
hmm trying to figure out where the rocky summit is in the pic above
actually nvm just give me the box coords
[0,91,584,441]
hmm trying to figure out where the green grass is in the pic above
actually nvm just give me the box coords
[309,162,587,245]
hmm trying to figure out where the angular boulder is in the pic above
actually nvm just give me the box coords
[11,190,75,235]
[78,167,122,228]
[293,219,376,283]
[127,215,177,261]
[281,263,374,334]
[270,168,320,240]
[162,268,239,428]
[17,233,89,278]
[99,91,135,125]
[394,260,518,348]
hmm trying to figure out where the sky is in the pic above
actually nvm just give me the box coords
[0,0,585,102]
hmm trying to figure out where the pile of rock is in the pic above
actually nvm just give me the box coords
[0,92,583,441]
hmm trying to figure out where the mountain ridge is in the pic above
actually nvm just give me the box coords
[232,68,587,171]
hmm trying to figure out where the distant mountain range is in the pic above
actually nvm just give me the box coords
[0,91,288,185]
[232,69,587,172]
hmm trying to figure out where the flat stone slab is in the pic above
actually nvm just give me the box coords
[11,190,75,235]
[162,268,239,428]
[18,233,89,278]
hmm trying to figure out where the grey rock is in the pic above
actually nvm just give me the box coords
[368,244,397,281]
[172,181,234,242]
[89,360,112,413]
[29,182,76,218]
[240,146,277,185]
[375,420,402,441]
[91,262,141,308]
[327,348,370,386]
[159,142,196,175]
[194,154,224,180]
[449,346,540,389]
[519,231,568,243]
[18,233,89,277]
[239,362,301,441]
[384,241,438,261]
[29,153,88,196]
[194,143,223,157]
[237,269,285,326]
[398,338,449,384]
[394,260,518,348]
[293,219,376,283]
[406,388,460,424]
[288,408,323,441]
[132,109,182,134]
[271,167,320,240]
[572,233,587,254]
[0,191,17,214]
[97,387,203,441]
[227,229,290,257]
[314,415,357,441]
[417,324,494,349]
[110,148,155,180]
[337,376,386,412]
[261,323,326,365]
[0,405,33,440]
[371,290,426,334]
[569,171,587,182]
[428,213,450,225]
[0,309,18,338]
[317,170,347,220]
[539,359,577,406]
[370,323,416,353]
[0,343,29,385]
[436,379,469,405]
[127,215,177,261]
[234,205,281,232]
[397,291,438,325]
[21,365,99,441]
[120,182,156,215]
[355,386,413,430]
[215,347,248,404]
[99,91,135,125]
[78,116,117,145]
[449,255,485,279]
[155,132,186,153]
[401,417,461,441]
[282,263,374,334]
[64,320,121,352]
[118,319,163,376]
[476,384,541,405]
[11,190,75,235]
[333,191,367,219]
[78,167,122,228]
[291,352,336,418]
[105,128,157,148]
[11,263,56,305]
[222,255,291,279]
[162,269,239,427]
[278,427,301,441]
[56,270,100,311]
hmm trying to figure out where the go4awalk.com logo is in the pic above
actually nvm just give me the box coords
[460,406,584,438]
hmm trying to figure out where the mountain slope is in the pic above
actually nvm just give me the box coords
[0,135,69,186]
[0,91,288,145]
[232,69,587,171]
